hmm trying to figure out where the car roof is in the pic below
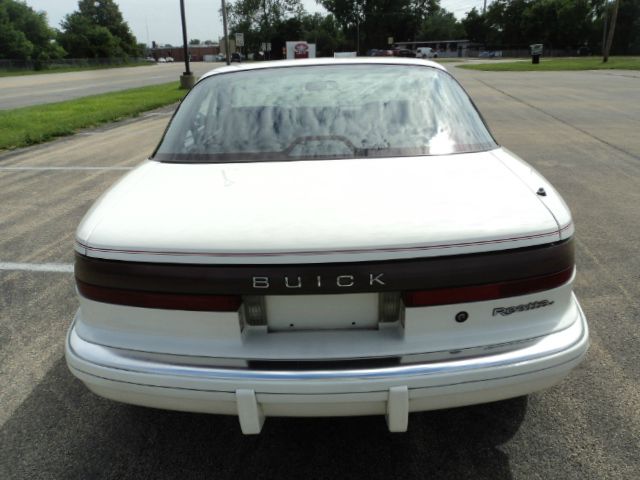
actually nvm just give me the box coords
[199,57,446,81]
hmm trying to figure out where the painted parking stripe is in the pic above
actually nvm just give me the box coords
[0,166,133,171]
[0,262,74,273]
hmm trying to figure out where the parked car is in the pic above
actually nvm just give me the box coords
[165,56,174,62]
[157,57,166,63]
[215,54,226,62]
[366,48,379,56]
[479,50,497,58]
[372,49,394,56]
[231,52,244,62]
[393,48,415,57]
[416,47,438,58]
[67,58,588,435]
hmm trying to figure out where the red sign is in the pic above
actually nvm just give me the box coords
[294,42,309,59]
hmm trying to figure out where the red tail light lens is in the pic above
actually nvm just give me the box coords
[77,281,241,312]
[402,267,573,308]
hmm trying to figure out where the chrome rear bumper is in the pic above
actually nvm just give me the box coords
[66,295,588,433]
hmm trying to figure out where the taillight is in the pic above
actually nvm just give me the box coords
[402,267,573,308]
[76,280,241,312]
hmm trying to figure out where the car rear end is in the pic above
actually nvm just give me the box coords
[65,59,588,433]
[68,241,587,434]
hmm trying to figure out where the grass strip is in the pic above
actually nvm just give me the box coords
[0,82,185,151]
[0,61,155,78]
[459,57,640,71]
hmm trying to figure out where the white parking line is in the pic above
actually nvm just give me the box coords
[0,166,133,171]
[0,262,74,273]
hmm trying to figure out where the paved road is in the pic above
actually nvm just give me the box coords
[1,66,639,479]
[0,62,216,110]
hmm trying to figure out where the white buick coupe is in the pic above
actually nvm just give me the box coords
[66,58,588,434]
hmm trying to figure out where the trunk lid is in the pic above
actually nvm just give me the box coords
[77,150,561,264]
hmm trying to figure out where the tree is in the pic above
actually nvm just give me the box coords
[462,0,604,50]
[521,0,594,49]
[462,7,488,44]
[58,0,140,58]
[300,13,348,56]
[410,0,443,39]
[189,38,201,45]
[228,0,303,35]
[0,0,65,61]
[227,0,303,56]
[320,0,419,51]
[317,0,359,33]
[609,0,640,54]
[418,8,464,40]
[483,0,528,46]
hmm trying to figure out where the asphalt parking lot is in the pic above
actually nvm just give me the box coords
[1,65,639,479]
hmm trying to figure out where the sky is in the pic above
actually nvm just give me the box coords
[24,1,487,47]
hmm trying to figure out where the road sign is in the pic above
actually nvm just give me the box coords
[235,33,244,47]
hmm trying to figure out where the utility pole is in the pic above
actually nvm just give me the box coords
[221,0,231,65]
[603,0,620,63]
[179,0,194,89]
[602,3,608,57]
[355,1,363,56]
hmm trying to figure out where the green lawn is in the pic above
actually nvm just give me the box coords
[458,57,640,71]
[0,82,186,151]
[0,61,155,78]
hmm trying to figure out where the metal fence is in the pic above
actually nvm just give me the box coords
[466,47,601,58]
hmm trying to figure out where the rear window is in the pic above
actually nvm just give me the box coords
[154,64,497,163]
